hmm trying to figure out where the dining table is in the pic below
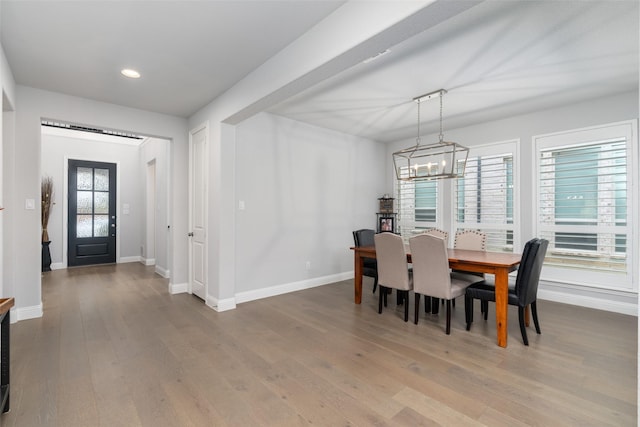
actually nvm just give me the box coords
[351,245,522,348]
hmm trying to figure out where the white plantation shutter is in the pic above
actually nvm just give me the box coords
[454,152,515,252]
[396,167,438,237]
[535,121,636,291]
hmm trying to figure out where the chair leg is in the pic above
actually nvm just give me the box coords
[414,293,420,325]
[452,298,456,308]
[465,295,473,330]
[518,306,529,346]
[372,276,378,294]
[531,301,541,334]
[397,290,403,306]
[445,300,452,335]
[424,295,431,313]
[432,298,440,315]
[383,287,388,308]
[403,291,409,322]
[378,286,384,314]
[482,301,488,320]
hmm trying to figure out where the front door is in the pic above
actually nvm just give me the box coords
[68,160,117,266]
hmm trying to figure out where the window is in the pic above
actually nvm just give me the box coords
[535,121,637,291]
[454,141,517,252]
[396,167,438,236]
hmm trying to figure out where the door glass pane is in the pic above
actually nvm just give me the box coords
[94,215,109,237]
[77,191,93,214]
[94,169,109,191]
[77,167,93,190]
[94,192,109,214]
[77,215,93,238]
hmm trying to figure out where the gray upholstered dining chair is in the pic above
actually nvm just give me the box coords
[409,233,483,334]
[374,232,413,322]
[454,229,486,252]
[464,238,549,345]
[423,228,449,246]
[352,229,378,293]
[452,230,488,310]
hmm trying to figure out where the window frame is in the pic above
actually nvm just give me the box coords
[395,167,444,237]
[451,140,520,253]
[533,120,638,292]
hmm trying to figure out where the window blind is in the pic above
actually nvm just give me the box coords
[454,153,515,252]
[396,168,438,237]
[538,139,628,273]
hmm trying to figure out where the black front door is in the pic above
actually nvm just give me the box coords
[68,160,117,266]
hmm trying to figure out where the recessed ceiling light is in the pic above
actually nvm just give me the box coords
[121,69,141,79]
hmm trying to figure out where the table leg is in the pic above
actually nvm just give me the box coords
[354,251,363,304]
[1,311,9,413]
[494,268,509,348]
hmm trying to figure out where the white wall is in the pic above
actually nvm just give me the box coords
[385,90,639,314]
[1,41,17,313]
[41,129,144,267]
[11,86,188,320]
[234,112,385,297]
[188,1,441,310]
[140,137,170,276]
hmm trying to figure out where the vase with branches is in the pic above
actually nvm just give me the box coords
[41,176,54,242]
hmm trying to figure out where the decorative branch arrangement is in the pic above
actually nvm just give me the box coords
[41,176,54,242]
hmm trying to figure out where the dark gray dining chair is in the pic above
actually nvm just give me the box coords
[464,238,549,345]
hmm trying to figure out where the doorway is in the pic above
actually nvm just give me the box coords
[189,124,208,300]
[67,159,117,266]
[145,160,156,265]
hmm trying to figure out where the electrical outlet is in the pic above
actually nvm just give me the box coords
[305,261,311,270]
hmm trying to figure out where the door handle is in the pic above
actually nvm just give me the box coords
[188,232,194,237]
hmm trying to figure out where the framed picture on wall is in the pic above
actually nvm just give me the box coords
[379,216,394,233]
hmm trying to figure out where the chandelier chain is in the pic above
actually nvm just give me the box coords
[416,100,421,145]
[439,92,444,143]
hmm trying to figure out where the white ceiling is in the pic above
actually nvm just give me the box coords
[0,0,345,117]
[268,0,639,142]
[1,1,638,142]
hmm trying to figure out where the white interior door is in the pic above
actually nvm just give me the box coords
[189,125,207,300]
[145,160,156,265]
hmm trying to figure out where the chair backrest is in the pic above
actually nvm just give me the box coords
[424,228,449,246]
[515,238,548,307]
[454,230,486,251]
[353,229,375,247]
[409,233,452,299]
[374,232,411,291]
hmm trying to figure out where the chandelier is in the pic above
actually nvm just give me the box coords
[393,89,469,181]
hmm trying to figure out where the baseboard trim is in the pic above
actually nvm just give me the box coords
[235,272,353,305]
[141,257,156,266]
[14,303,43,322]
[155,266,170,278]
[50,262,65,270]
[538,288,637,316]
[118,256,141,264]
[169,282,188,294]
[206,295,236,312]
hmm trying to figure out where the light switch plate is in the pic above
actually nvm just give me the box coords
[25,199,35,210]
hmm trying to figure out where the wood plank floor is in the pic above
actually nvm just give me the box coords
[2,263,636,426]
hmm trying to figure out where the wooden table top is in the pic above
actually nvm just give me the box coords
[351,245,522,268]
[0,298,14,315]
